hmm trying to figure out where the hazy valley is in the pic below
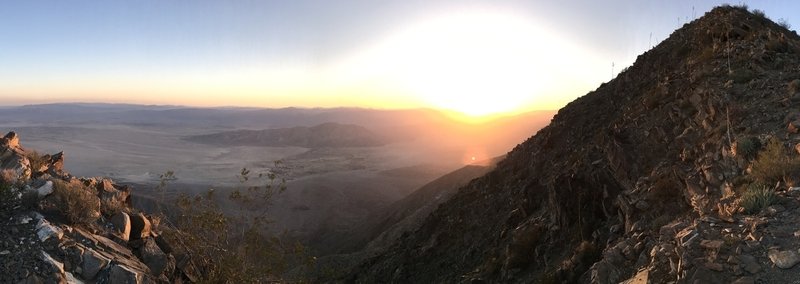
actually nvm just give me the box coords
[0,103,554,256]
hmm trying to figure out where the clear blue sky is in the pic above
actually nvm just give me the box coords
[0,0,798,115]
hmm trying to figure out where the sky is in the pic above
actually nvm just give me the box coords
[1,0,799,116]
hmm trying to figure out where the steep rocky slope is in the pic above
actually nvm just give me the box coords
[347,6,800,283]
[0,132,197,283]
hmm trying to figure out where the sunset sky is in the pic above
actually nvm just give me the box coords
[1,1,798,116]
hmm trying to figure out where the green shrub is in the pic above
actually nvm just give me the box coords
[740,182,777,214]
[52,180,100,224]
[750,139,800,183]
[735,136,761,160]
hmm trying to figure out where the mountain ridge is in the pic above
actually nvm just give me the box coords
[346,5,800,283]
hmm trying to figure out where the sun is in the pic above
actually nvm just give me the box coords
[390,10,552,117]
[331,8,605,118]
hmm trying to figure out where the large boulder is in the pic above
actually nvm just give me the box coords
[98,179,130,207]
[137,238,173,276]
[109,264,142,284]
[81,248,111,280]
[0,132,31,182]
[129,213,152,240]
[111,212,132,241]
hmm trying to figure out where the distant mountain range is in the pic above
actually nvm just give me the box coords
[184,122,388,148]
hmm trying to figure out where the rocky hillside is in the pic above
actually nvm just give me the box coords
[0,132,198,283]
[347,6,800,283]
[185,122,387,148]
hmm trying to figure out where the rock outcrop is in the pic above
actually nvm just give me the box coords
[0,132,197,283]
[347,6,800,283]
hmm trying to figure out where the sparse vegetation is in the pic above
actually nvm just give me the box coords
[739,182,777,214]
[734,136,761,160]
[100,196,124,216]
[159,163,311,283]
[0,182,18,219]
[778,18,792,29]
[25,150,47,174]
[52,179,100,224]
[752,9,766,18]
[749,138,800,183]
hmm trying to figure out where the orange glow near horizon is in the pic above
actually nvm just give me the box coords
[462,146,490,165]
[0,9,608,117]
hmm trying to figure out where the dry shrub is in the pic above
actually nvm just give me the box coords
[52,179,100,224]
[100,197,125,217]
[25,150,48,174]
[750,139,800,184]
[0,169,17,185]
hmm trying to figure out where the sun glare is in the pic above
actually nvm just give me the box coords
[332,9,563,118]
[329,8,609,119]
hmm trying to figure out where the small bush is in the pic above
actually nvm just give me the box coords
[735,136,761,159]
[778,18,792,30]
[752,9,766,18]
[740,182,777,214]
[0,169,18,185]
[750,139,800,183]
[26,151,48,174]
[52,180,100,224]
[100,197,125,217]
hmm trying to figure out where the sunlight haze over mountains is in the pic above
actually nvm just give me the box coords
[1,0,799,117]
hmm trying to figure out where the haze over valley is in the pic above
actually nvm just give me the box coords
[0,103,553,253]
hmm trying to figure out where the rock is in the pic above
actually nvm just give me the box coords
[739,254,761,274]
[40,251,65,280]
[620,269,648,284]
[629,220,646,233]
[768,249,800,269]
[732,276,755,284]
[589,260,621,284]
[111,212,132,241]
[35,218,63,242]
[33,181,53,198]
[2,132,20,148]
[700,239,724,250]
[109,264,142,284]
[659,221,685,237]
[129,213,151,240]
[138,238,170,275]
[765,204,785,215]
[789,120,800,133]
[154,234,173,254]
[705,262,724,271]
[48,152,64,175]
[65,272,83,284]
[81,248,111,280]
[635,200,649,210]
